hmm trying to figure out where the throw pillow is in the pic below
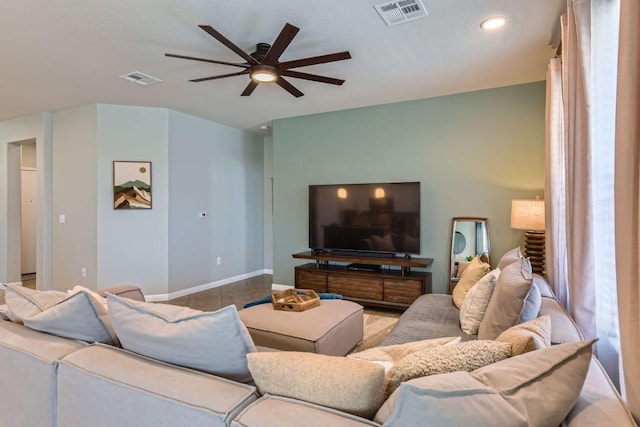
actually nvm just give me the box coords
[477,258,533,340]
[107,294,256,383]
[247,351,386,419]
[518,281,541,323]
[452,256,491,309]
[387,340,512,394]
[459,269,501,335]
[496,247,524,270]
[456,261,470,278]
[375,339,596,426]
[348,336,461,371]
[495,315,551,355]
[4,285,118,345]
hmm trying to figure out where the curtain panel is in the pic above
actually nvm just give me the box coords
[615,0,640,420]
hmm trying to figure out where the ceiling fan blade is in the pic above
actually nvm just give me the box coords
[276,76,304,98]
[189,70,249,82]
[279,70,344,86]
[262,23,300,65]
[277,51,352,70]
[165,53,250,68]
[199,25,259,65]
[241,81,259,97]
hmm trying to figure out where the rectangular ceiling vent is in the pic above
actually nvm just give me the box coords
[375,0,428,26]
[119,71,162,86]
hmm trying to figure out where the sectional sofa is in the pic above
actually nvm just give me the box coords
[0,272,635,426]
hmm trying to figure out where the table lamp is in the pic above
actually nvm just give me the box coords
[511,198,546,274]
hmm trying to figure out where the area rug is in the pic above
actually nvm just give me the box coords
[351,309,400,353]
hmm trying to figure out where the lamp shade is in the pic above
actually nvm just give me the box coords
[511,200,545,231]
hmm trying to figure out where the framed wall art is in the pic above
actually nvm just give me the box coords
[113,161,152,209]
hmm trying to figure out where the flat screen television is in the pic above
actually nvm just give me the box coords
[309,182,420,256]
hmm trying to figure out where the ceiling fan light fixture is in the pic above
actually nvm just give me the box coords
[480,16,507,31]
[250,65,278,83]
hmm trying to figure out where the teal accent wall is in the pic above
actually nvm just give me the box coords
[272,82,546,293]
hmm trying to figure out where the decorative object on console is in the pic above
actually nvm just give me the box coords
[113,161,152,209]
[510,198,545,274]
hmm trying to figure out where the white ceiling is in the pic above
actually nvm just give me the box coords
[0,0,564,133]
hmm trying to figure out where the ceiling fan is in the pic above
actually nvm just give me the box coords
[166,23,351,98]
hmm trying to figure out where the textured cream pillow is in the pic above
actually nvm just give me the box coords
[4,285,118,345]
[375,339,596,426]
[247,351,386,419]
[477,258,534,340]
[107,294,256,383]
[459,269,500,335]
[452,256,491,308]
[349,337,461,372]
[496,315,551,355]
[387,340,511,394]
[497,247,524,270]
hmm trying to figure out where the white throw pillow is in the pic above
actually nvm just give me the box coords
[459,269,500,335]
[107,294,256,383]
[4,285,118,344]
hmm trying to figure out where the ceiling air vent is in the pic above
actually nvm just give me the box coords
[119,71,162,86]
[375,0,428,26]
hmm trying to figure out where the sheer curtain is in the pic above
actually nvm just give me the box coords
[615,0,640,420]
[546,0,621,387]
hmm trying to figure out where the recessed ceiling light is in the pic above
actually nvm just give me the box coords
[480,16,507,31]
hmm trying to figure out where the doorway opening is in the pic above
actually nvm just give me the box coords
[8,138,38,289]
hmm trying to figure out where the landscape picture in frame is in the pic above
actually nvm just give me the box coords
[113,161,152,209]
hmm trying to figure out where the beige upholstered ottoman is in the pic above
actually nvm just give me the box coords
[238,300,364,356]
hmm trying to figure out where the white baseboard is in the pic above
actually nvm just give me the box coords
[145,269,274,302]
[0,281,22,290]
[271,283,294,291]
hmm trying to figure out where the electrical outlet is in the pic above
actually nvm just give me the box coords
[81,268,87,278]
[216,257,222,265]
[59,214,66,224]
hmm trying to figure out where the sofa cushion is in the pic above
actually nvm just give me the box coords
[107,294,256,383]
[379,294,475,347]
[387,340,511,393]
[5,285,118,345]
[58,344,257,427]
[231,394,379,427]
[496,246,524,270]
[246,351,385,419]
[452,256,491,309]
[459,269,500,334]
[478,258,534,340]
[495,315,551,355]
[375,339,596,426]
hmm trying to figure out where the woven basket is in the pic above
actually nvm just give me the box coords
[271,289,320,312]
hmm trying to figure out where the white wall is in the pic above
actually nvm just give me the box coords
[263,136,273,269]
[51,105,98,290]
[96,105,170,295]
[0,113,52,288]
[167,110,265,293]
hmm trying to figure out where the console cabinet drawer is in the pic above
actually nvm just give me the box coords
[296,270,327,293]
[327,275,383,301]
[384,279,423,305]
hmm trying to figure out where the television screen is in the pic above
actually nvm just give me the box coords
[309,182,420,255]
